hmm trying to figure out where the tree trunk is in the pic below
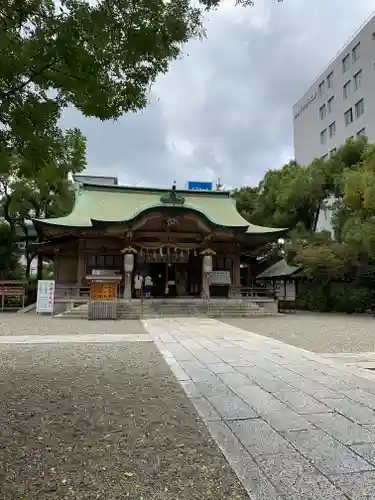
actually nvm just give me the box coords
[37,253,43,281]
[25,256,32,281]
[3,194,15,235]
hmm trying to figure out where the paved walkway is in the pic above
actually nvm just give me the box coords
[142,317,375,500]
[320,352,375,371]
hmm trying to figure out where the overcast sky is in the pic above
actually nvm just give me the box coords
[62,0,375,190]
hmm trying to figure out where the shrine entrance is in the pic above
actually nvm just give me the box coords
[136,250,202,298]
[148,262,176,297]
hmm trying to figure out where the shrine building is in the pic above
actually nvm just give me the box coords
[32,180,287,300]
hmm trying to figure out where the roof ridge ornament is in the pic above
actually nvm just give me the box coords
[160,183,185,205]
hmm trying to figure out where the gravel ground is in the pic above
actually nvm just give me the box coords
[0,342,248,500]
[222,312,375,353]
[0,314,148,336]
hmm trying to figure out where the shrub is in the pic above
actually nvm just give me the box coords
[296,284,375,314]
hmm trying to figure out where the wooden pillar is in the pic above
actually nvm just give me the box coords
[232,254,241,287]
[76,239,85,285]
[54,250,60,282]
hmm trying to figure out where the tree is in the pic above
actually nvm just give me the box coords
[0,222,21,280]
[42,261,55,280]
[0,127,86,279]
[232,186,259,223]
[1,0,282,124]
[339,143,375,259]
[288,232,355,283]
[234,160,329,231]
[0,0,284,144]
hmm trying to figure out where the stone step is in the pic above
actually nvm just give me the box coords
[56,299,277,319]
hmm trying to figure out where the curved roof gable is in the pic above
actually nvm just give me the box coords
[33,183,286,235]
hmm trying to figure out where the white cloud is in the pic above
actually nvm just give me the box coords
[62,1,375,189]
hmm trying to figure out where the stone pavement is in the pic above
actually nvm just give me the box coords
[320,352,375,371]
[142,317,375,500]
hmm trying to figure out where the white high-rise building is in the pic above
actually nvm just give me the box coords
[293,12,375,166]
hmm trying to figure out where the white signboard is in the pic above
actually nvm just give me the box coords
[36,280,55,314]
[210,270,231,285]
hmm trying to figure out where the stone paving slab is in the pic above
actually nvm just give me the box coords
[0,334,152,343]
[307,413,375,445]
[254,451,349,499]
[142,317,375,499]
[283,429,375,474]
[330,471,375,500]
[233,385,314,432]
[206,420,283,500]
[350,443,375,464]
[228,419,296,456]
[321,397,375,425]
[272,388,333,415]
[207,392,259,421]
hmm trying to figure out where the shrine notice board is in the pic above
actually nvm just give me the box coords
[36,280,55,314]
[89,282,117,301]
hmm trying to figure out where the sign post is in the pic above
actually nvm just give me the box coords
[36,280,55,314]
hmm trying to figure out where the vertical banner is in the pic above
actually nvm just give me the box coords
[36,280,55,314]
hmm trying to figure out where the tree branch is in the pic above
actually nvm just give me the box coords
[1,58,58,102]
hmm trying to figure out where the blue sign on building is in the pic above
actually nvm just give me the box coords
[187,181,213,191]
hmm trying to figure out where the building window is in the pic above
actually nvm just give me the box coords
[319,104,326,120]
[355,98,364,118]
[327,71,334,89]
[353,70,362,91]
[352,42,360,63]
[318,80,325,97]
[327,96,334,113]
[329,121,336,138]
[343,80,351,100]
[330,148,336,156]
[357,127,366,137]
[344,108,353,126]
[320,129,327,145]
[342,54,350,73]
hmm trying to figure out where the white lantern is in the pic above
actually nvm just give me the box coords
[124,253,134,272]
[203,255,212,273]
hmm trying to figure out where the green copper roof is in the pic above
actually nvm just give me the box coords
[33,183,286,235]
[257,259,299,279]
